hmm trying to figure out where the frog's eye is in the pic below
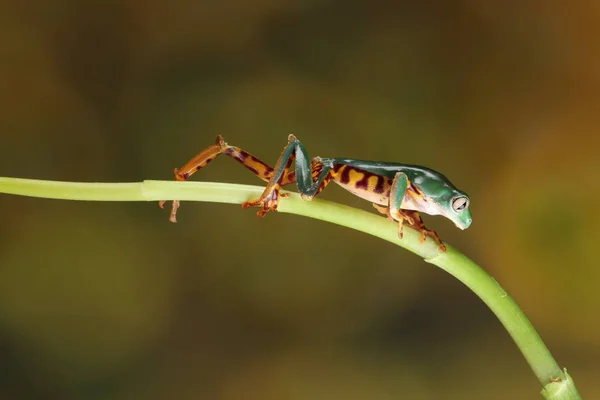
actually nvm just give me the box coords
[452,196,469,212]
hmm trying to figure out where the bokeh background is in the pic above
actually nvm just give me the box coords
[0,1,599,399]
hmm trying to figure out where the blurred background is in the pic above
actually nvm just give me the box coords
[0,1,598,399]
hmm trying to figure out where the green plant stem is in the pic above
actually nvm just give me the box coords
[0,177,583,399]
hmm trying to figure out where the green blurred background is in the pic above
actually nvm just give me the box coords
[0,1,599,399]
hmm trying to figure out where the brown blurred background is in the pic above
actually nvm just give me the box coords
[0,1,599,399]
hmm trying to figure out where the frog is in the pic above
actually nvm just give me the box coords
[160,135,472,251]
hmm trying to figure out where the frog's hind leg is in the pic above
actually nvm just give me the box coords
[166,135,284,184]
[242,135,334,216]
[159,136,229,222]
[160,135,296,222]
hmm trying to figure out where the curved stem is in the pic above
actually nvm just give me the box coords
[0,177,583,399]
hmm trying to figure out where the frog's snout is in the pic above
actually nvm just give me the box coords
[455,217,472,230]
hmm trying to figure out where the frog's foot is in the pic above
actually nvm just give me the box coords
[372,204,394,221]
[159,199,180,223]
[398,212,416,239]
[403,210,446,252]
[389,210,416,239]
[416,227,446,252]
[159,167,188,222]
[242,185,288,217]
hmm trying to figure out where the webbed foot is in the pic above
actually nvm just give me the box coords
[242,185,289,217]
[403,210,446,252]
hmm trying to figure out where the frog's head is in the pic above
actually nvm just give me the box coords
[412,187,472,229]
[443,192,472,230]
[408,168,472,230]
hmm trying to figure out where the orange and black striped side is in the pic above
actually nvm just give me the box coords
[330,164,392,205]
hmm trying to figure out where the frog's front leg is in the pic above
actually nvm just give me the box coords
[375,203,446,251]
[402,210,446,252]
[385,172,446,251]
[372,204,393,221]
[388,172,417,239]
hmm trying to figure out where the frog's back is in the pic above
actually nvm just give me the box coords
[325,158,451,184]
